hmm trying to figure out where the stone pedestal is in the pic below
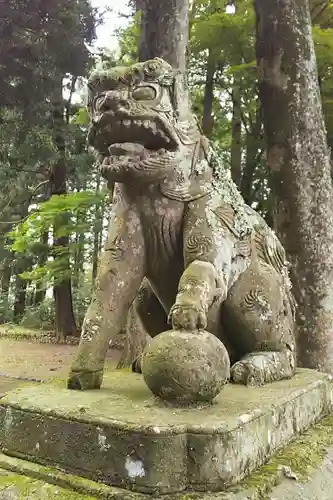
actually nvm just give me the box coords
[0,369,332,495]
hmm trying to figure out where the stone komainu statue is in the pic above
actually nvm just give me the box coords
[68,58,296,390]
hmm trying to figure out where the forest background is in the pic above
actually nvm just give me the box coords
[1,0,332,345]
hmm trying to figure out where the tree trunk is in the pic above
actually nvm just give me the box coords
[0,247,12,324]
[138,0,189,71]
[255,0,333,373]
[73,215,85,290]
[34,231,49,305]
[92,172,102,284]
[12,204,30,323]
[202,50,215,138]
[51,77,77,340]
[13,258,28,323]
[73,183,86,292]
[240,103,262,205]
[230,85,242,187]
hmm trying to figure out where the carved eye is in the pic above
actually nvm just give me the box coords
[131,86,157,101]
[132,67,141,77]
[145,61,157,74]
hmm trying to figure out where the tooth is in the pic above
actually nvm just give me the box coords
[123,120,130,127]
[143,122,149,128]
[136,120,142,126]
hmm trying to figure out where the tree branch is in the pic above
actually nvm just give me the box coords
[311,1,330,24]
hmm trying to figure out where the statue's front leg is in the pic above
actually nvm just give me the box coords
[169,260,221,330]
[68,206,145,390]
[169,198,227,331]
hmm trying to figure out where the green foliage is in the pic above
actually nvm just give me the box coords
[8,189,107,286]
[313,26,333,149]
[0,0,96,110]
[191,0,255,63]
[72,107,90,127]
[0,0,105,332]
[116,11,141,64]
[72,271,95,327]
[19,277,93,330]
[2,0,333,334]
[187,0,333,214]
[19,299,55,331]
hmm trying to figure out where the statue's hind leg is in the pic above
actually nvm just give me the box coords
[222,261,296,385]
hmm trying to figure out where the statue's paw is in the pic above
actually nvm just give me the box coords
[231,359,265,386]
[169,304,207,331]
[231,351,295,386]
[67,370,103,391]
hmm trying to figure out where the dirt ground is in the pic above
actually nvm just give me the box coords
[0,338,121,392]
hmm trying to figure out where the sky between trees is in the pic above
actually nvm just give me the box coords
[91,0,131,50]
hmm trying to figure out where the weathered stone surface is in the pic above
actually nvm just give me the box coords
[1,409,333,500]
[141,329,230,402]
[68,57,296,392]
[0,369,332,494]
[229,411,333,499]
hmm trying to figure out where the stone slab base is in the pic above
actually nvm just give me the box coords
[0,369,332,495]
[1,410,333,500]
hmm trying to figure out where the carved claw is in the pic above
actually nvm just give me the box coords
[131,357,143,374]
[67,370,103,391]
[169,304,207,331]
[231,360,265,386]
[231,351,295,386]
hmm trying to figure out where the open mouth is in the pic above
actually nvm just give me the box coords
[92,114,179,153]
[100,140,178,183]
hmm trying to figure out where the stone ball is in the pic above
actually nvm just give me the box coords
[141,329,230,403]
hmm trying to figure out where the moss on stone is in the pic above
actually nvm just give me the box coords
[0,469,98,499]
[0,454,145,500]
[2,368,327,430]
[232,414,333,498]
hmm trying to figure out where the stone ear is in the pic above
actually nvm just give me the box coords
[152,56,166,64]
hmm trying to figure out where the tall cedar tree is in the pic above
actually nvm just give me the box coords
[255,0,333,373]
[138,0,189,70]
[0,0,95,334]
[118,0,190,365]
